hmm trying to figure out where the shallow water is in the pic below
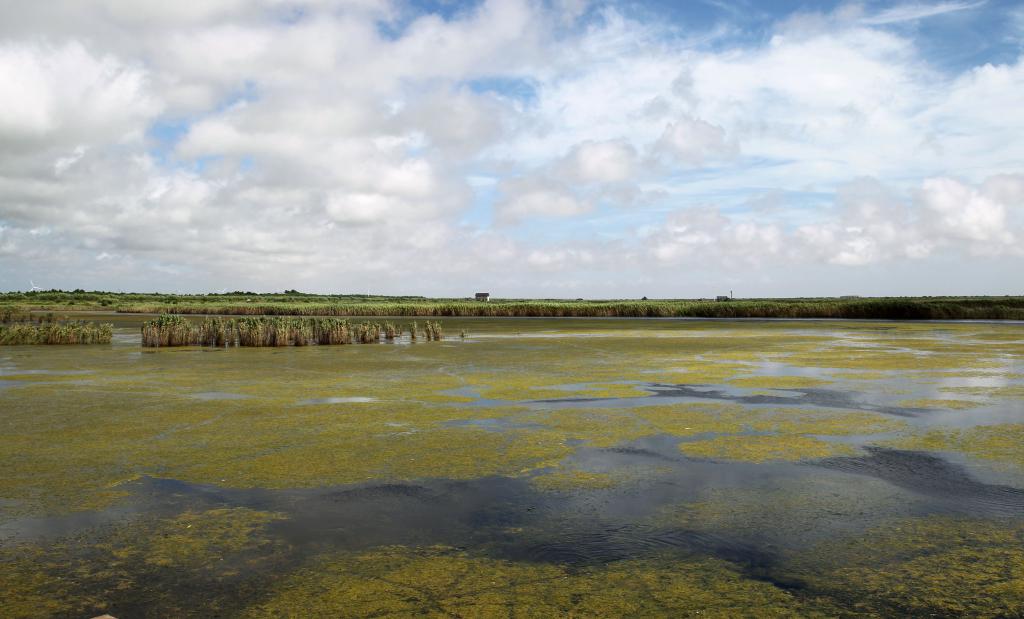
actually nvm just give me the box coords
[1,315,1022,617]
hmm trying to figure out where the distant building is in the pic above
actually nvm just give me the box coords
[475,292,490,302]
[716,295,731,302]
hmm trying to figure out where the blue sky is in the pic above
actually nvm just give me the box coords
[0,0,1022,296]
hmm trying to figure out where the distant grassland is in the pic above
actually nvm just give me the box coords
[3,291,1024,320]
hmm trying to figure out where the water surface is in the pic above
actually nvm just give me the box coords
[1,315,1022,617]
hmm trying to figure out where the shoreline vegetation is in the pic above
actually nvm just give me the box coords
[2,291,1024,320]
[141,315,442,347]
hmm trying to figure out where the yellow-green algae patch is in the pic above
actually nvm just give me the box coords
[676,408,905,463]
[788,517,1024,618]
[0,319,1008,517]
[0,381,573,516]
[0,507,288,619]
[887,424,1024,470]
[242,545,837,618]
[471,374,650,401]
[131,508,287,568]
[530,470,619,492]
[727,375,832,389]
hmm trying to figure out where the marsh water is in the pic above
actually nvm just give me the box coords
[2,315,1023,617]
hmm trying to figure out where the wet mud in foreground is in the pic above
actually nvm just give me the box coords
[1,316,1023,617]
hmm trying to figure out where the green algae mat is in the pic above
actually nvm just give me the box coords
[2,315,1023,617]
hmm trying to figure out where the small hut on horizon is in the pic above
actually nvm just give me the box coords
[475,292,490,302]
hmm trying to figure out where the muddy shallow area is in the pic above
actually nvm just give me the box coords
[1,316,1022,617]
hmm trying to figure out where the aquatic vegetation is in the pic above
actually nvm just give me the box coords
[242,545,830,617]
[728,375,832,389]
[141,315,443,347]
[655,475,915,549]
[423,320,443,341]
[530,470,619,492]
[789,517,1024,617]
[1,315,1021,615]
[471,373,650,401]
[137,508,287,568]
[888,424,1024,470]
[0,507,288,619]
[0,320,113,345]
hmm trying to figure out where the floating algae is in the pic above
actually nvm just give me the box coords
[653,475,917,549]
[0,507,287,619]
[529,470,619,492]
[241,545,837,618]
[2,315,1022,615]
[788,517,1024,617]
[674,407,905,463]
[727,375,833,389]
[887,423,1024,471]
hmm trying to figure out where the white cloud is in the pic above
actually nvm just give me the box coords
[859,1,986,25]
[495,176,590,223]
[0,1,1022,294]
[919,177,1014,245]
[650,116,737,167]
[561,139,637,183]
[0,41,160,147]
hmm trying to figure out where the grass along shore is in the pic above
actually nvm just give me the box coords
[2,292,1024,320]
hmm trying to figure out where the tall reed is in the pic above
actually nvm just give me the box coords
[1,321,113,345]
[140,315,438,347]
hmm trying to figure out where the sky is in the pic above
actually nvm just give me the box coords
[0,0,1022,298]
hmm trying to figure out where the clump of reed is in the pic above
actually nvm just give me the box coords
[423,321,443,341]
[315,318,352,345]
[355,322,380,344]
[141,314,197,347]
[140,315,439,347]
[0,320,113,345]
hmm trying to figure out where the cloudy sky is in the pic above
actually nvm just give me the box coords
[0,0,1022,297]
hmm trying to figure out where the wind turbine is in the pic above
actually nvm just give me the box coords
[29,280,41,292]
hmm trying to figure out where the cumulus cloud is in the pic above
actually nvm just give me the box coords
[0,41,160,148]
[495,176,589,223]
[560,139,637,184]
[646,175,1024,269]
[649,116,737,167]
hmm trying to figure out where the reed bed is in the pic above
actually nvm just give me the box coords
[140,315,441,347]
[0,321,113,345]
[117,298,1024,320]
